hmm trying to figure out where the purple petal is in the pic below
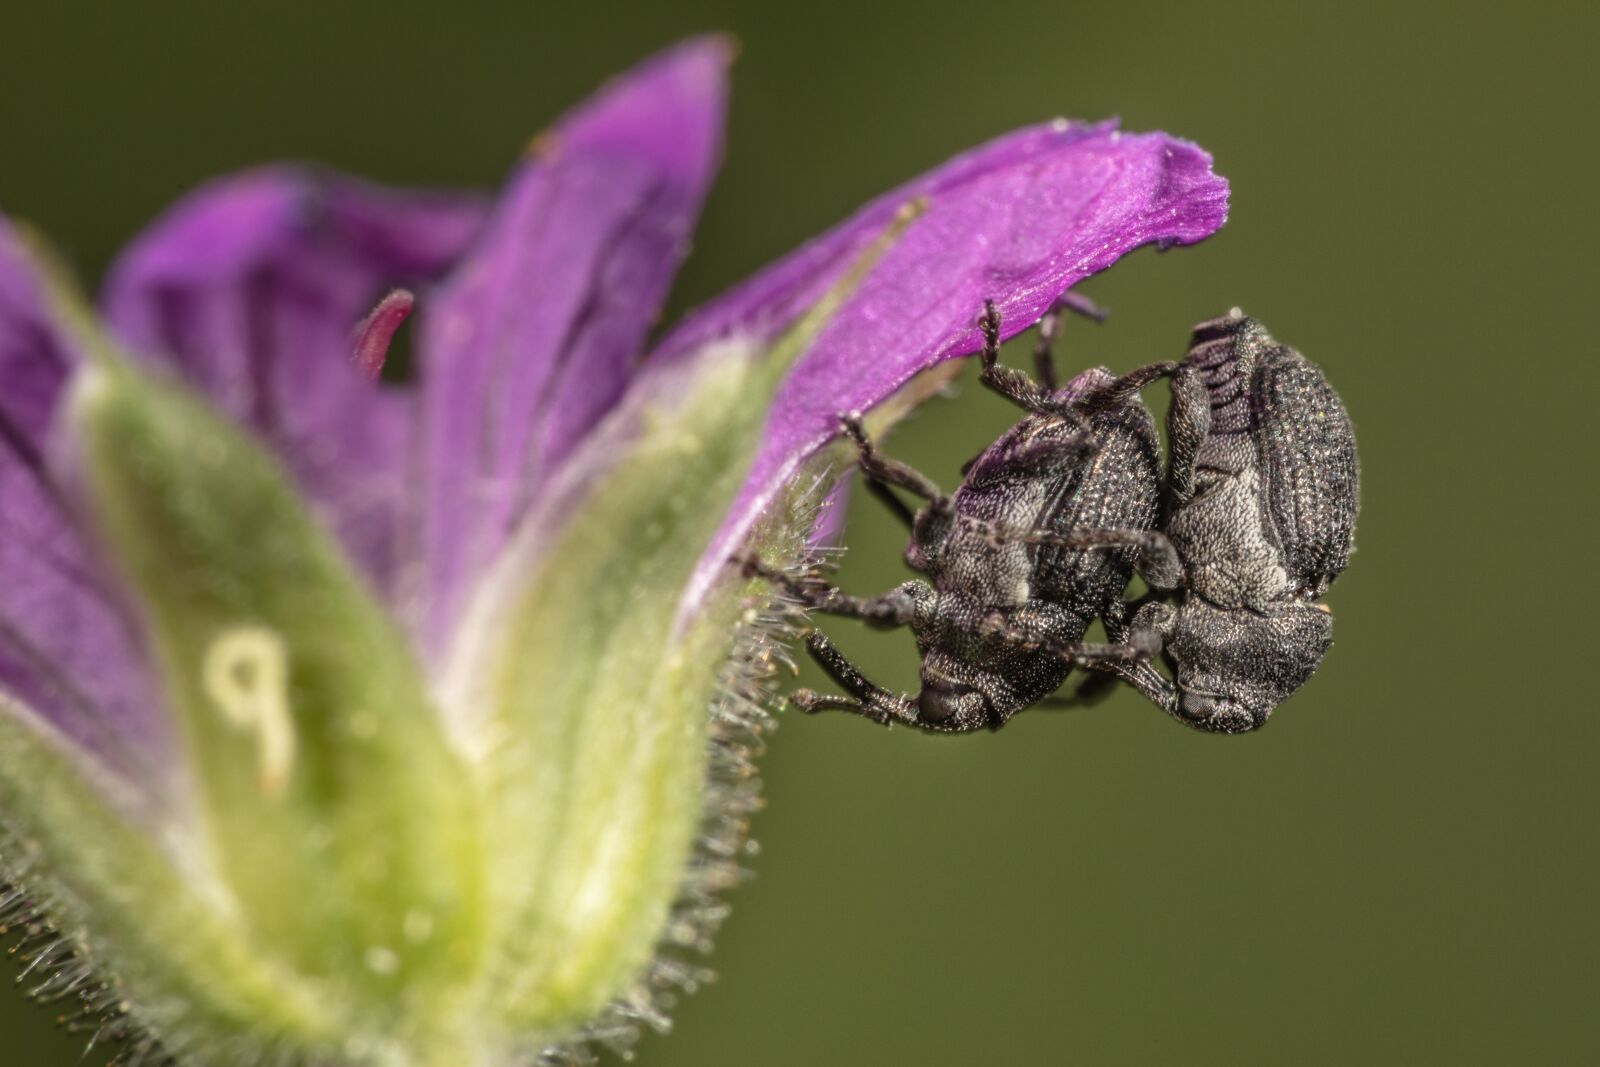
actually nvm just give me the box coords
[416,37,729,651]
[101,169,487,603]
[657,120,1229,613]
[808,479,852,548]
[0,218,171,789]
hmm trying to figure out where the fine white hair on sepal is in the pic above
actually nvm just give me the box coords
[531,475,830,1067]
[1,469,840,1067]
[0,838,172,1067]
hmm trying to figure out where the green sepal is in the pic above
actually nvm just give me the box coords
[0,197,935,1065]
[66,356,486,1033]
[0,702,344,1053]
[446,204,930,1040]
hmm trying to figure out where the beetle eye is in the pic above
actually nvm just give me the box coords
[918,685,963,723]
[918,682,987,725]
[1179,691,1217,722]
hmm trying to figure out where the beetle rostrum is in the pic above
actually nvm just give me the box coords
[740,300,1357,734]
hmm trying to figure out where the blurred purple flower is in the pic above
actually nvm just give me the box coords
[0,35,1226,1062]
[3,36,1226,799]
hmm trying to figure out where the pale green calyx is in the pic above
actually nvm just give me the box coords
[0,248,899,1064]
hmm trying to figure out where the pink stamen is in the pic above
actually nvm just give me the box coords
[350,288,415,379]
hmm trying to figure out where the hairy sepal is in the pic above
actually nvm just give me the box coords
[444,211,923,1047]
[447,336,796,1039]
[0,699,342,1060]
[6,204,921,1065]
[65,355,486,1059]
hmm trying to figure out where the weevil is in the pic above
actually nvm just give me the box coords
[1096,310,1359,733]
[742,301,1357,734]
[741,297,1176,731]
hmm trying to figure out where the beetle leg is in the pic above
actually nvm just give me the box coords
[977,525,1183,591]
[837,413,949,511]
[1079,359,1181,409]
[1031,305,1064,393]
[978,611,1159,667]
[793,631,918,727]
[789,689,879,717]
[735,555,924,629]
[1162,363,1210,513]
[1081,601,1182,714]
[1030,291,1108,393]
[1053,289,1110,323]
[976,301,1090,423]
[1093,659,1179,715]
[1039,669,1122,708]
[1048,603,1150,706]
[861,477,917,529]
[1104,661,1179,715]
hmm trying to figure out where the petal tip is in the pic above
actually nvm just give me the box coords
[522,35,733,164]
[554,37,730,181]
[710,31,742,65]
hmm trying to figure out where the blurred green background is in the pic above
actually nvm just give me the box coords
[2,1,1594,1063]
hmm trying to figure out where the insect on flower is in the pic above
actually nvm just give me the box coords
[745,303,1357,734]
[0,36,1228,1067]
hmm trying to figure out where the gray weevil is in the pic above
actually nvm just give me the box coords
[742,302,1357,734]
[1097,310,1359,733]
[741,297,1174,731]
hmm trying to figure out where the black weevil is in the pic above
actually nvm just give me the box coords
[741,301,1357,733]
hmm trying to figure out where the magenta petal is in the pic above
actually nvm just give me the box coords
[657,120,1229,613]
[0,218,171,788]
[416,37,729,651]
[101,169,486,602]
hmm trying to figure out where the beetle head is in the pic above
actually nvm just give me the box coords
[909,599,1076,730]
[1168,598,1333,733]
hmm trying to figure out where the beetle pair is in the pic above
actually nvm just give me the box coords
[741,299,1358,734]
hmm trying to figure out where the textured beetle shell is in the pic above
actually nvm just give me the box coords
[957,381,1161,613]
[1154,314,1358,729]
[1174,319,1358,608]
[905,369,1162,718]
[1255,350,1358,592]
